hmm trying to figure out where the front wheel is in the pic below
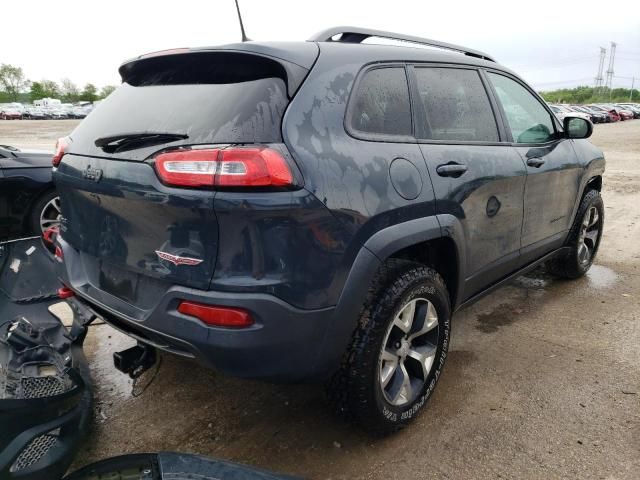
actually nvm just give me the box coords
[547,189,604,278]
[327,260,451,435]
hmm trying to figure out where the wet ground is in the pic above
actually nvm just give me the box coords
[4,120,639,478]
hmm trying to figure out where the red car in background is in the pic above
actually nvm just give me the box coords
[589,105,620,122]
[0,107,22,120]
[617,109,634,121]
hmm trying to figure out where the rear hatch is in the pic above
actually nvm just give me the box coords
[54,46,316,314]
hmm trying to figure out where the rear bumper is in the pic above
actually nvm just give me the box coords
[72,287,333,381]
[68,287,336,381]
[57,237,337,381]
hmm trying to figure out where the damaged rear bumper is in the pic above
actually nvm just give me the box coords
[0,238,94,479]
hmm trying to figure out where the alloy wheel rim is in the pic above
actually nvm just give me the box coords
[379,297,439,407]
[40,196,62,233]
[577,206,601,266]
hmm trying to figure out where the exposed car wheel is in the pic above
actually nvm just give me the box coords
[547,189,604,279]
[327,260,451,435]
[29,190,61,235]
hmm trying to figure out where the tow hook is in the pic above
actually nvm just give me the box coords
[113,343,157,378]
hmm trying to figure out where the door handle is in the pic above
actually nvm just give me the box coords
[436,162,468,178]
[526,157,546,168]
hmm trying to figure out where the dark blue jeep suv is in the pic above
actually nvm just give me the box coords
[53,27,605,433]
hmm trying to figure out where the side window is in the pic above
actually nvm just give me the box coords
[487,72,556,144]
[414,67,499,142]
[348,67,412,138]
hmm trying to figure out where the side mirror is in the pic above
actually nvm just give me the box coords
[564,116,592,139]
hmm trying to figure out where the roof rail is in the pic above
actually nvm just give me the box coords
[308,26,495,62]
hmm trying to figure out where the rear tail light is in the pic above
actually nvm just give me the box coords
[54,245,64,261]
[154,146,294,188]
[178,301,254,328]
[52,137,69,167]
[57,286,75,299]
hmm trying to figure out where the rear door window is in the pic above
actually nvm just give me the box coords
[413,67,499,142]
[487,72,557,144]
[347,67,412,139]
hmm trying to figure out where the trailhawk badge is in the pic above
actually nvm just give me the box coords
[155,250,204,266]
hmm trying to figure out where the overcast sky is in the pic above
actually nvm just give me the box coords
[4,0,639,91]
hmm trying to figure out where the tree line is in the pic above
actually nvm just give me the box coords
[539,85,639,104]
[0,63,116,103]
[2,62,638,107]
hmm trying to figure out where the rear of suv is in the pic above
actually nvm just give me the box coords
[53,27,605,434]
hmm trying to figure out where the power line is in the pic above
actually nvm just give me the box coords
[605,42,617,99]
[595,47,607,94]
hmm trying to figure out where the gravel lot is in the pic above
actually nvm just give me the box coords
[2,119,639,479]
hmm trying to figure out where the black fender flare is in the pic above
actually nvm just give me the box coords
[567,158,605,234]
[315,216,465,377]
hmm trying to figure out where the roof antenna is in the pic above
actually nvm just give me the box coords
[234,0,251,42]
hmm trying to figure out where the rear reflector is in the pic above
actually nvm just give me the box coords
[52,137,69,167]
[177,301,254,328]
[154,146,294,188]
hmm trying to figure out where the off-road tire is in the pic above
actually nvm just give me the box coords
[547,189,604,279]
[327,259,451,435]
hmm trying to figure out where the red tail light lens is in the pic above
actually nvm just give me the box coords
[177,301,254,328]
[52,137,69,167]
[58,286,75,299]
[154,146,294,188]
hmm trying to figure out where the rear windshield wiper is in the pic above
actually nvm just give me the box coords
[95,132,188,154]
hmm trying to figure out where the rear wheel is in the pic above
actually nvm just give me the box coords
[327,260,451,435]
[547,189,603,278]
[29,190,61,235]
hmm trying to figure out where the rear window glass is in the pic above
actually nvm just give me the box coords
[68,53,289,160]
[348,67,412,138]
[414,68,499,142]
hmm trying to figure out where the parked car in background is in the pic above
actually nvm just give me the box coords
[579,105,611,123]
[0,106,22,120]
[618,104,640,118]
[548,105,567,121]
[598,104,633,121]
[589,104,620,122]
[22,106,48,120]
[0,145,60,240]
[550,104,590,123]
[47,107,68,119]
[53,27,605,434]
[570,105,606,123]
[70,105,91,119]
[614,104,639,119]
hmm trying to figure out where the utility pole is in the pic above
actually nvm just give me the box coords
[594,47,606,96]
[605,42,617,100]
[631,77,636,102]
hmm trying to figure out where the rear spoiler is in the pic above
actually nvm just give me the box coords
[119,43,320,98]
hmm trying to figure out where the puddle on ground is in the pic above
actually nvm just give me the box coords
[513,266,554,290]
[85,324,135,401]
[475,303,524,334]
[586,264,619,289]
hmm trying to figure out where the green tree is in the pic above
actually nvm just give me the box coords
[60,78,80,103]
[41,79,60,98]
[30,79,60,101]
[30,81,45,101]
[80,83,98,102]
[539,85,639,104]
[0,64,30,101]
[100,85,117,99]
